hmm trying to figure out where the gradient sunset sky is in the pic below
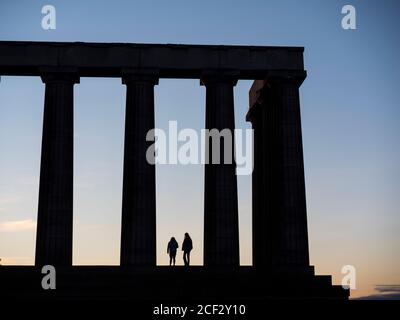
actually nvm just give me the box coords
[0,0,399,299]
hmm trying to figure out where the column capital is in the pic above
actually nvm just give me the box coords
[200,70,239,86]
[121,68,159,85]
[264,70,307,87]
[40,67,80,84]
[246,70,306,123]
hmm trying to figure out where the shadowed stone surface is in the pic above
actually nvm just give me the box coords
[35,71,79,267]
[0,266,349,301]
[0,41,304,79]
[120,71,158,266]
[247,74,310,272]
[202,72,239,266]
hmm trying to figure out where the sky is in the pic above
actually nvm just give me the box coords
[0,0,399,299]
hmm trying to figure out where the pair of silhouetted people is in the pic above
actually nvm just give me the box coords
[167,233,193,266]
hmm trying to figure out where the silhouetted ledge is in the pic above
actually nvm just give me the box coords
[0,266,348,301]
[0,41,305,79]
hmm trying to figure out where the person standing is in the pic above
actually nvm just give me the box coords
[167,237,179,266]
[182,233,193,266]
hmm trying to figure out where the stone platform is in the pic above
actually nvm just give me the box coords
[0,266,348,301]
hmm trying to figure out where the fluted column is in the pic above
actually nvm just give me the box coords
[247,72,310,272]
[120,70,158,266]
[35,71,79,267]
[202,71,240,267]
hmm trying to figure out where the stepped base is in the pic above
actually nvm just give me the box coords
[0,266,348,301]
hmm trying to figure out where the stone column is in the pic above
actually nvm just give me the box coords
[202,71,240,267]
[120,70,158,266]
[247,72,311,273]
[35,71,79,267]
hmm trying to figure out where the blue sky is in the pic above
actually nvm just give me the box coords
[0,0,399,298]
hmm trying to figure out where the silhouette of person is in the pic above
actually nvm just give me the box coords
[182,233,193,266]
[167,237,179,266]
